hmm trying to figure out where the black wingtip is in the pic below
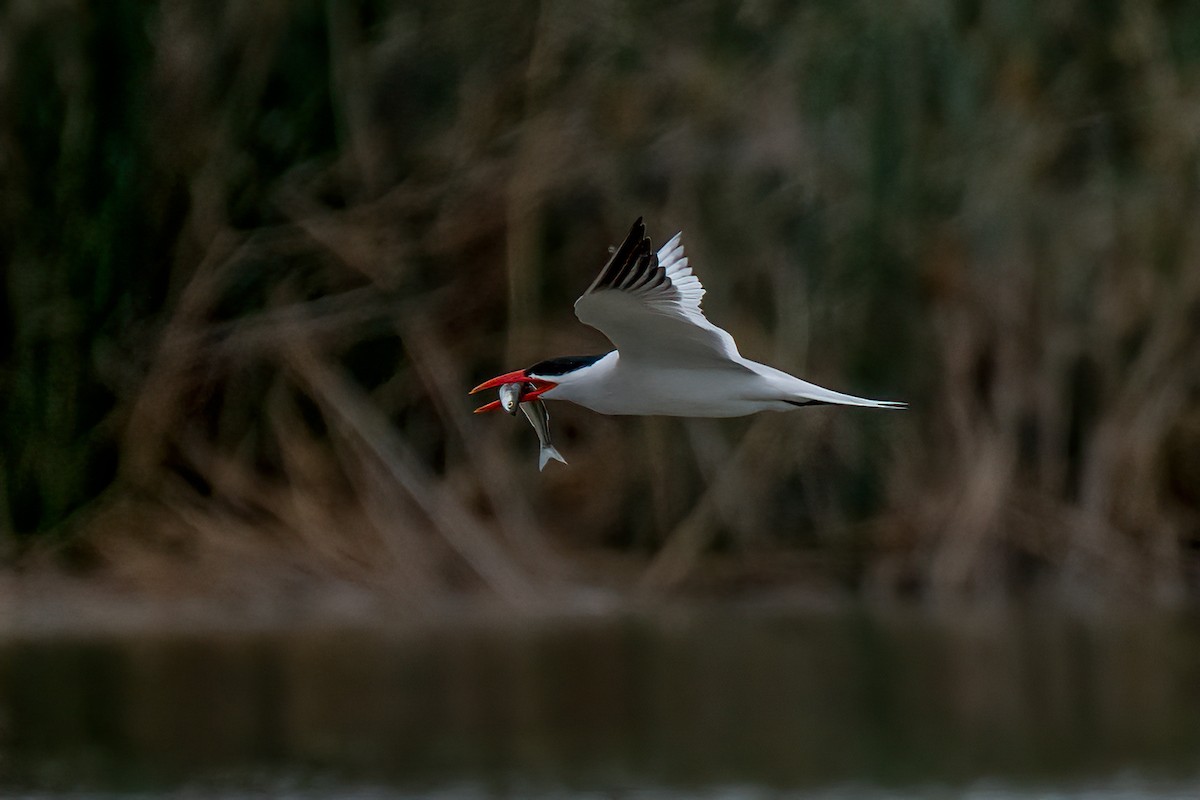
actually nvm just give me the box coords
[586,217,654,294]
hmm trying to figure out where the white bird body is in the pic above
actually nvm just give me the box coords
[472,218,903,427]
[540,351,897,417]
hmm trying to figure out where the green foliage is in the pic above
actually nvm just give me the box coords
[4,2,155,534]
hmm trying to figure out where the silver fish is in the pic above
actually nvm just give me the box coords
[520,398,567,471]
[498,381,523,415]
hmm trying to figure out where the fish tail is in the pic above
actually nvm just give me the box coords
[538,445,568,471]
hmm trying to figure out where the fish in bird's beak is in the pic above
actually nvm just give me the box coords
[498,382,523,415]
[470,369,556,413]
[520,398,567,471]
[468,371,567,469]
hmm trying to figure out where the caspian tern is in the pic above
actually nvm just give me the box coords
[471,218,904,417]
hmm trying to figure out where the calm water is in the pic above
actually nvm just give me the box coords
[3,607,1200,797]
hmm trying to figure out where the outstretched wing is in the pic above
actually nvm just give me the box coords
[573,218,746,367]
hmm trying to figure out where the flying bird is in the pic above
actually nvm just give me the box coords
[471,218,904,420]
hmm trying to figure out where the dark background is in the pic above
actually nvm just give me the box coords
[2,0,1199,609]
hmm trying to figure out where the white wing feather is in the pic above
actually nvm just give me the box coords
[573,220,745,368]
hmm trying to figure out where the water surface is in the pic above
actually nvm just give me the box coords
[3,607,1200,796]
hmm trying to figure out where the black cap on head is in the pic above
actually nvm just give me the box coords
[526,354,606,377]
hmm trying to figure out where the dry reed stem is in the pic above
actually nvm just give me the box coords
[336,435,442,600]
[284,346,539,607]
[639,416,780,591]
[121,231,243,487]
[399,318,570,581]
[927,437,1016,599]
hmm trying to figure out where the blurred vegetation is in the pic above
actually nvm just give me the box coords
[1,0,1198,605]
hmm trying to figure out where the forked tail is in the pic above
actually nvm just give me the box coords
[761,365,906,409]
[785,389,906,409]
[538,445,568,471]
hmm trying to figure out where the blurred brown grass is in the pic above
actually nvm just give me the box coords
[1,0,1198,608]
